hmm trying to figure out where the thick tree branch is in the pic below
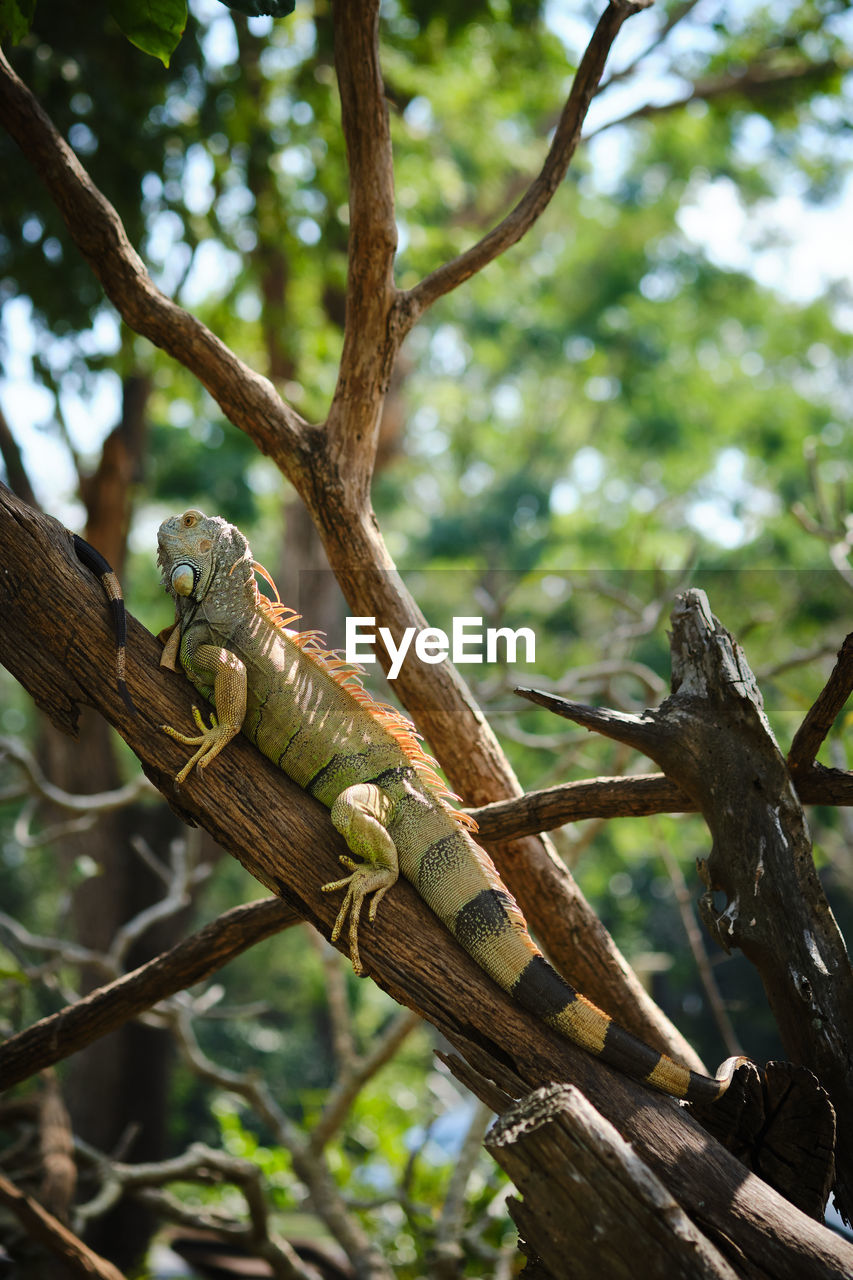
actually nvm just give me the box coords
[394,0,652,332]
[0,46,307,475]
[0,898,298,1091]
[487,1083,742,1280]
[469,772,693,840]
[522,589,853,1222]
[469,759,853,845]
[0,12,698,1071]
[326,0,398,496]
[1,495,852,1276]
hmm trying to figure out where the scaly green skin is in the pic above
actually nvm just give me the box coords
[157,509,740,1105]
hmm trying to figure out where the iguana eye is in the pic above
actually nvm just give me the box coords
[182,513,197,527]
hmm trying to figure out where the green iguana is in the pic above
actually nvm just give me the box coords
[156,508,743,1105]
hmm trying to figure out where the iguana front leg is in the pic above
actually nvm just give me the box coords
[323,783,399,975]
[161,643,247,784]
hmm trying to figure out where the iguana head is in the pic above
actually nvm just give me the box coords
[157,509,251,603]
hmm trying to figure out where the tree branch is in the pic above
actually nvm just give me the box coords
[326,0,398,497]
[78,1143,315,1280]
[309,1008,421,1152]
[168,1008,394,1280]
[0,46,307,475]
[522,588,853,1221]
[468,760,853,843]
[469,772,693,841]
[1,488,852,1276]
[394,0,652,331]
[0,1172,125,1280]
[0,732,152,812]
[599,0,705,89]
[0,898,298,1091]
[487,1083,742,1280]
[588,54,851,138]
[788,631,853,774]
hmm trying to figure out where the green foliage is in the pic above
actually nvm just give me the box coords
[3,2,853,1267]
[107,0,187,65]
[0,0,36,44]
[220,0,295,16]
[0,0,295,63]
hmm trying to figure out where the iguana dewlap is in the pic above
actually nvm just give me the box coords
[157,508,741,1105]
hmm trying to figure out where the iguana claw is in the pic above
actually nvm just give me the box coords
[161,706,232,784]
[322,856,396,976]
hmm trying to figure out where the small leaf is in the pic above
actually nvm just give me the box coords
[0,966,30,983]
[218,0,295,17]
[107,0,187,66]
[0,0,37,45]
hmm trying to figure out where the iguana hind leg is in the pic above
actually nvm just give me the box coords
[323,783,398,976]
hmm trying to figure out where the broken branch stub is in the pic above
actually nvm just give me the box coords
[521,588,853,1222]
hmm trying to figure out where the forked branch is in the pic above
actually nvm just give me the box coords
[395,0,652,331]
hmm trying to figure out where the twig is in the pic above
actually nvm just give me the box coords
[0,47,306,471]
[0,734,152,813]
[653,823,742,1060]
[0,898,299,1090]
[310,1008,422,1152]
[788,632,853,774]
[0,1171,125,1280]
[588,54,851,138]
[169,1007,395,1280]
[0,912,107,972]
[107,835,209,968]
[77,1142,314,1280]
[396,1,652,330]
[599,0,704,88]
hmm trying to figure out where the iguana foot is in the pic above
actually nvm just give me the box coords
[161,706,233,784]
[322,857,397,976]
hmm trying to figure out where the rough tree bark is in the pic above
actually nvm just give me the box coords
[1,488,853,1279]
[23,369,192,1270]
[3,0,852,1273]
[518,589,853,1222]
[0,0,709,1074]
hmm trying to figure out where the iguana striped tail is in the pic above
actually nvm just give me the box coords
[72,534,136,715]
[156,509,745,1106]
[255,562,742,1104]
[406,812,743,1105]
